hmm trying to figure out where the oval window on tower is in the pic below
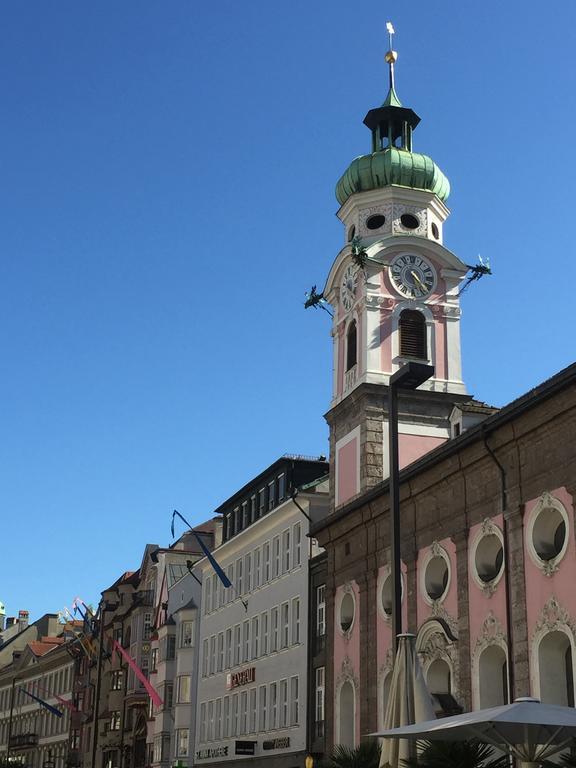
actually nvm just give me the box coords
[366,214,386,230]
[400,213,420,230]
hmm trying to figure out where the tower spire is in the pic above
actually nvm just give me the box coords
[385,21,397,92]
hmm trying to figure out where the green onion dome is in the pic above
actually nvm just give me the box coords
[335,147,450,206]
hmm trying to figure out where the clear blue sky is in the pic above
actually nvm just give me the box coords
[2,1,575,622]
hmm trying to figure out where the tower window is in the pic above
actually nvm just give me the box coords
[400,213,420,230]
[399,310,427,359]
[366,214,385,230]
[346,321,357,371]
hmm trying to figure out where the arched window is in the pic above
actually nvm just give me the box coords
[427,658,451,695]
[479,645,508,708]
[346,321,357,371]
[399,309,427,359]
[339,681,355,747]
[539,631,575,706]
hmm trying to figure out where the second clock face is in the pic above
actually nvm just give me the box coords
[390,254,436,299]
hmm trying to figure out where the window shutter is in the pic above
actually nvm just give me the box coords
[399,310,427,359]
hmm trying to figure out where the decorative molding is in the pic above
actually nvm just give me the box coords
[392,204,427,236]
[429,601,459,638]
[532,596,576,639]
[472,611,507,661]
[336,654,360,691]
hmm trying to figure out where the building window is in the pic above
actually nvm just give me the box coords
[261,611,269,655]
[151,647,158,672]
[240,691,248,735]
[164,682,173,709]
[143,613,152,641]
[270,682,278,729]
[225,628,232,669]
[227,563,234,604]
[258,685,267,731]
[346,320,357,371]
[177,729,189,757]
[268,480,276,510]
[109,711,121,731]
[315,667,325,733]
[290,676,299,725]
[248,687,257,733]
[399,309,427,359]
[281,602,290,648]
[234,506,241,533]
[278,473,286,501]
[167,635,175,660]
[263,542,271,583]
[254,547,261,588]
[211,574,218,612]
[293,523,302,567]
[292,598,301,644]
[250,495,257,524]
[205,578,211,616]
[242,501,249,529]
[200,703,207,742]
[209,635,216,675]
[207,700,214,741]
[202,639,209,677]
[272,536,281,578]
[236,558,243,595]
[231,694,239,737]
[282,529,291,574]
[181,621,194,648]
[271,607,279,652]
[111,670,123,691]
[215,698,222,740]
[279,679,288,728]
[245,553,252,593]
[252,615,260,659]
[178,675,191,703]
[242,620,250,663]
[234,624,241,666]
[317,585,326,636]
[113,627,122,644]
[217,632,224,672]
[223,696,230,738]
[258,488,266,517]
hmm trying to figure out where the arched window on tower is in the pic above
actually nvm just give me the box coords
[346,321,357,371]
[399,309,427,360]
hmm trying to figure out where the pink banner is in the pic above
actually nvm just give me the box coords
[113,640,163,708]
[35,682,77,712]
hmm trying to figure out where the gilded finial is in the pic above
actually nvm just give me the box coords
[385,21,398,91]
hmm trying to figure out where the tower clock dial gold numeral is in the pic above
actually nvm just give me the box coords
[389,254,436,299]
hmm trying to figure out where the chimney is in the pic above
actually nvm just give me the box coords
[18,610,29,630]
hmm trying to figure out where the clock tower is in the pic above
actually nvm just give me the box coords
[325,35,471,508]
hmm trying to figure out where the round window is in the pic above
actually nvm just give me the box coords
[475,533,504,583]
[425,555,449,601]
[340,592,355,632]
[533,506,567,561]
[347,225,356,242]
[400,213,420,230]
[381,575,392,616]
[431,222,439,240]
[366,214,386,230]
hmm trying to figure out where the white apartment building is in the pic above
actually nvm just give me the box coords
[195,456,328,768]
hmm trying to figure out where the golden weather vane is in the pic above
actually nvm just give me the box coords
[385,20,398,91]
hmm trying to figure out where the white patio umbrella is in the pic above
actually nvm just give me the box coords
[374,696,576,768]
[378,633,436,768]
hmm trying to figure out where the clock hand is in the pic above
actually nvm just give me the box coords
[410,270,428,294]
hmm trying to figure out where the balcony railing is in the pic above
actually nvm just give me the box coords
[344,364,357,392]
[9,734,38,749]
[132,590,154,607]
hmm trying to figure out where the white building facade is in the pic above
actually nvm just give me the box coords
[195,457,328,768]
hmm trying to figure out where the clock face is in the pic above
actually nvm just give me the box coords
[390,254,436,299]
[340,264,358,312]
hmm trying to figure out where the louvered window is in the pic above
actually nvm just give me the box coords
[346,321,357,371]
[399,310,427,359]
